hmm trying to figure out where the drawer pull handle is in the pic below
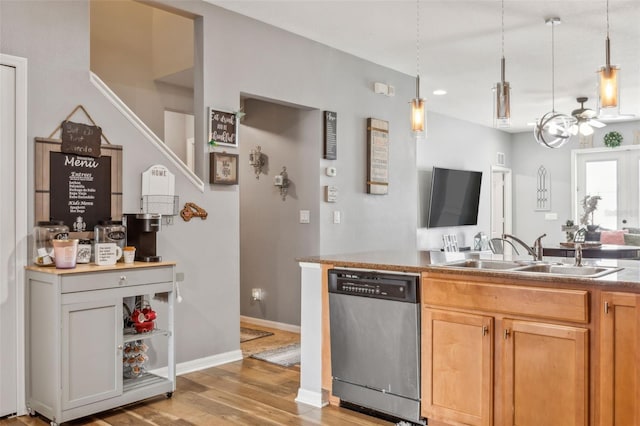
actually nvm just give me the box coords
[119,276,127,285]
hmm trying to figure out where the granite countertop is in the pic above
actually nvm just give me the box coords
[298,250,640,292]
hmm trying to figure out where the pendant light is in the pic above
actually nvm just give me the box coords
[533,17,576,149]
[410,0,425,135]
[494,0,510,128]
[598,0,620,117]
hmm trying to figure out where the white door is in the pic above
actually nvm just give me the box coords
[575,147,640,229]
[1,54,28,418]
[491,166,512,239]
[0,63,17,417]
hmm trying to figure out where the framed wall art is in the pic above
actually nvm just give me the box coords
[208,107,238,148]
[209,152,239,185]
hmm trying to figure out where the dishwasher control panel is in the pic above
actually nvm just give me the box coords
[328,269,419,303]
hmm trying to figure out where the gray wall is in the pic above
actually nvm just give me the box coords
[416,112,513,250]
[512,121,640,246]
[239,98,321,325]
[1,0,420,362]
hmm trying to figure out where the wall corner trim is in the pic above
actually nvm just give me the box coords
[89,72,205,192]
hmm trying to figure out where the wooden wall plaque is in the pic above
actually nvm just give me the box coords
[366,118,389,195]
[35,137,122,238]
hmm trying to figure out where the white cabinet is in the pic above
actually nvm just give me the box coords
[25,263,175,426]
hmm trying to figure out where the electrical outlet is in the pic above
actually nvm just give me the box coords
[333,211,341,224]
[251,288,263,301]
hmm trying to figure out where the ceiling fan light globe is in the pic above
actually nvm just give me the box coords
[579,122,594,136]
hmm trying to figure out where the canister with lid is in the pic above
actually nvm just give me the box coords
[94,220,127,259]
[32,220,70,266]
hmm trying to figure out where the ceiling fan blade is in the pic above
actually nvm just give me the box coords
[589,119,607,128]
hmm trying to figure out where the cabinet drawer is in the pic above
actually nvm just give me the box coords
[61,266,173,293]
[423,277,589,323]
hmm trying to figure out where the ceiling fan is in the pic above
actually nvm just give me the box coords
[571,97,606,136]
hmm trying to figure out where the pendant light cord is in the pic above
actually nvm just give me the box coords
[606,0,610,38]
[501,0,505,59]
[551,20,556,112]
[416,0,420,79]
[605,0,611,66]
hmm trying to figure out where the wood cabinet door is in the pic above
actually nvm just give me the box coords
[502,319,588,426]
[599,292,640,426]
[421,308,493,426]
[62,299,123,410]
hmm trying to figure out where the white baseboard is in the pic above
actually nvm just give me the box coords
[151,349,243,378]
[240,315,301,333]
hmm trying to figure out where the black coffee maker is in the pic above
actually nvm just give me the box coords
[123,213,162,262]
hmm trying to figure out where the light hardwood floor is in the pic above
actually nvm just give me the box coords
[1,323,393,426]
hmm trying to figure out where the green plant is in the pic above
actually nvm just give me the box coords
[604,131,623,148]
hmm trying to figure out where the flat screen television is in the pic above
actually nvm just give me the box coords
[427,167,483,228]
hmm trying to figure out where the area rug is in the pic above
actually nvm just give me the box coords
[240,327,274,343]
[250,343,300,367]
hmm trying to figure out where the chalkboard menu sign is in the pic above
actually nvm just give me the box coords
[208,108,238,147]
[61,120,102,158]
[323,111,337,160]
[49,152,112,232]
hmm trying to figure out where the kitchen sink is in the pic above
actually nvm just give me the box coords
[515,264,622,278]
[443,259,529,270]
[440,259,623,278]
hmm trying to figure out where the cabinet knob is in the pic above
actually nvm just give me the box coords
[119,276,127,285]
[117,345,123,350]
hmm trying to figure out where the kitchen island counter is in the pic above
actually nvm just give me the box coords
[298,250,640,292]
[296,250,640,425]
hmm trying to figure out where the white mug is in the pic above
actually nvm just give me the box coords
[95,243,123,266]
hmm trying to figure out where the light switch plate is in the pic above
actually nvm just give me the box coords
[333,211,341,224]
[545,212,558,220]
[299,210,310,224]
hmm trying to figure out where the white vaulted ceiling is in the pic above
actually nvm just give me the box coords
[205,0,640,132]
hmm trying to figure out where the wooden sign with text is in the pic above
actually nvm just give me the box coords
[61,121,102,158]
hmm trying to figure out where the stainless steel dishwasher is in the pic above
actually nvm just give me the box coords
[328,269,422,424]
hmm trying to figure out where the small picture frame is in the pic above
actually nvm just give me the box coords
[208,107,238,148]
[209,152,238,185]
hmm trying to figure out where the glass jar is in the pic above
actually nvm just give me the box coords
[94,220,127,260]
[33,221,69,266]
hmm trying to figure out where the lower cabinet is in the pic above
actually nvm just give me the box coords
[26,264,175,426]
[599,292,640,425]
[421,308,493,426]
[421,273,590,426]
[61,299,123,410]
[502,319,588,426]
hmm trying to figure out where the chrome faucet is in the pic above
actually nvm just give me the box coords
[533,234,546,261]
[502,233,547,261]
[574,243,583,266]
